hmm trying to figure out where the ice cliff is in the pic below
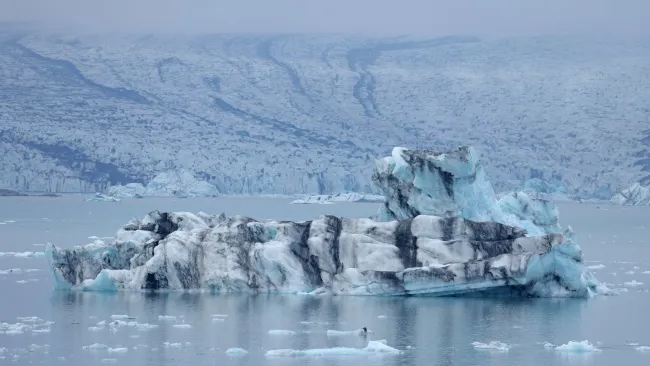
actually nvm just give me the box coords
[47,146,605,297]
[291,193,385,204]
[611,182,650,206]
[107,170,219,198]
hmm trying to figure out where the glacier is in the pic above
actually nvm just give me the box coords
[106,170,219,198]
[46,146,605,297]
[611,182,650,206]
[0,34,649,197]
[291,193,385,204]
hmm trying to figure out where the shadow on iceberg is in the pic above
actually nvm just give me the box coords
[46,146,607,298]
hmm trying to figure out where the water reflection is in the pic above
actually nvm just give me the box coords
[42,292,594,366]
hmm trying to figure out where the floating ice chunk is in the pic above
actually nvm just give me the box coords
[268,330,297,336]
[172,324,192,329]
[85,193,120,202]
[163,342,182,348]
[587,265,606,270]
[110,315,130,320]
[0,269,22,275]
[624,280,644,287]
[628,343,640,346]
[88,326,103,332]
[471,341,510,352]
[555,340,602,353]
[211,318,225,323]
[212,314,228,318]
[107,347,128,354]
[0,251,45,258]
[158,315,176,321]
[225,348,249,356]
[83,343,109,350]
[301,321,329,325]
[543,342,556,348]
[265,340,400,357]
[326,329,371,336]
[636,346,650,352]
[135,323,158,331]
[643,271,650,274]
[101,359,117,364]
[377,315,387,319]
[25,269,40,273]
[32,328,50,333]
[626,271,635,275]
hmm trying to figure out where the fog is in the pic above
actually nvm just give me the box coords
[1,0,649,37]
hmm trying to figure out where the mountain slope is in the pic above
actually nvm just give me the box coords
[1,33,648,195]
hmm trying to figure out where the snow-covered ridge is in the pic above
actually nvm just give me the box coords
[290,193,384,204]
[46,145,605,297]
[0,34,649,196]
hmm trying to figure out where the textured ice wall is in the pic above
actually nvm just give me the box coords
[46,210,605,297]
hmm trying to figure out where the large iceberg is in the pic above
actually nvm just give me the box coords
[107,170,219,198]
[611,182,650,206]
[47,146,606,297]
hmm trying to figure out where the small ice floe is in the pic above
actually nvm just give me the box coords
[378,315,387,319]
[265,340,401,357]
[101,359,117,364]
[107,347,128,354]
[88,326,103,332]
[129,335,140,339]
[212,318,225,323]
[212,314,228,318]
[82,343,109,350]
[626,271,636,275]
[471,341,510,352]
[110,315,131,320]
[172,324,192,329]
[0,252,45,258]
[512,325,523,329]
[326,328,373,336]
[642,271,650,274]
[158,315,176,322]
[0,268,22,275]
[163,342,182,348]
[635,346,650,352]
[624,280,644,287]
[587,264,606,270]
[268,330,297,336]
[554,340,602,353]
[300,321,329,325]
[543,342,556,349]
[225,348,249,356]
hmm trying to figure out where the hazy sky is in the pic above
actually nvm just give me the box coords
[1,0,649,37]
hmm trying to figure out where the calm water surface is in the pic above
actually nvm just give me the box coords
[1,196,649,365]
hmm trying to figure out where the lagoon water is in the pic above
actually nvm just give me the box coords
[1,196,650,365]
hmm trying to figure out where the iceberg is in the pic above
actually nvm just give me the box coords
[46,209,603,297]
[106,170,219,198]
[611,182,650,206]
[46,146,606,298]
[106,183,146,199]
[372,146,562,237]
[85,193,120,202]
[291,193,384,205]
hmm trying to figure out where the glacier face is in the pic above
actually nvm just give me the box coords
[290,193,385,204]
[611,183,650,206]
[1,34,649,196]
[46,210,603,297]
